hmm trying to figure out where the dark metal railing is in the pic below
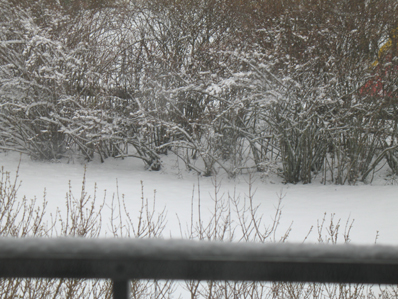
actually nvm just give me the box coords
[0,238,398,299]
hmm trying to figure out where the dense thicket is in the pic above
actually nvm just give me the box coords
[1,0,398,184]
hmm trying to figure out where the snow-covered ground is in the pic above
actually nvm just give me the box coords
[0,151,397,245]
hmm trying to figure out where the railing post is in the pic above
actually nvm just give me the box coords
[113,280,129,299]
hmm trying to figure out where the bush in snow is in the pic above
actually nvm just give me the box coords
[2,0,398,183]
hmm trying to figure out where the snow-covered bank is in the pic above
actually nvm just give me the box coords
[0,151,397,245]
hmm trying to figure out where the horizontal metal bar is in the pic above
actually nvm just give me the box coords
[0,238,397,284]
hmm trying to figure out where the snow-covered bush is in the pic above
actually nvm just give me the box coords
[0,1,133,162]
[253,0,398,184]
[0,1,90,160]
[2,0,398,183]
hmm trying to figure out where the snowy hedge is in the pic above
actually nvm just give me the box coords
[1,0,398,184]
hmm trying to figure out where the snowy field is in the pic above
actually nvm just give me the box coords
[0,151,397,245]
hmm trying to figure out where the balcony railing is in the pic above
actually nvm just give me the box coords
[0,238,397,299]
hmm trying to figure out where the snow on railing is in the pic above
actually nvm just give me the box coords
[0,238,398,299]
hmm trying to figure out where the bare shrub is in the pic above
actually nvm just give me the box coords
[0,164,60,298]
[177,175,396,299]
[0,163,173,299]
[0,162,396,298]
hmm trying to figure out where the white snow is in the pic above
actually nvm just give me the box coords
[0,151,397,245]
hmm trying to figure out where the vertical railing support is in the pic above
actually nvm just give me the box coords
[113,280,129,299]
